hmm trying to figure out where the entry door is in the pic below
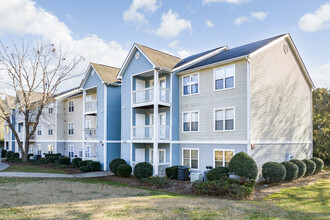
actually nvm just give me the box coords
[135,148,145,163]
[135,79,145,103]
[151,77,166,101]
[136,113,145,139]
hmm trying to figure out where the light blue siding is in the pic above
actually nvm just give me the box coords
[107,143,121,165]
[171,73,179,141]
[107,86,121,140]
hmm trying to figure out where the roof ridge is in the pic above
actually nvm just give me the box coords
[136,43,181,60]
[90,62,120,70]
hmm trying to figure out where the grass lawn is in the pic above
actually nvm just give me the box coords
[0,176,329,219]
[0,164,67,174]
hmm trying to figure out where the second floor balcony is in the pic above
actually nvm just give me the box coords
[85,100,97,114]
[132,87,171,107]
[132,125,170,141]
[85,128,97,140]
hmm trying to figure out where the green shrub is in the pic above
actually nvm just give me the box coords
[290,159,307,178]
[207,167,229,181]
[262,162,286,184]
[58,156,70,165]
[109,158,127,174]
[302,159,316,176]
[228,152,258,180]
[139,176,171,188]
[34,158,47,165]
[87,161,101,171]
[1,149,7,158]
[72,158,82,168]
[117,164,132,178]
[311,157,324,172]
[56,164,68,169]
[11,153,20,159]
[80,166,91,173]
[165,166,183,179]
[5,151,13,159]
[134,162,153,179]
[193,177,254,198]
[28,154,34,158]
[281,161,299,181]
[78,160,93,167]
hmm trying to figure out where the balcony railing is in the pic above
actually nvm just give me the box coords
[132,87,171,105]
[85,128,97,140]
[85,101,97,113]
[132,125,170,140]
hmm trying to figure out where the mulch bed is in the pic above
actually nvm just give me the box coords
[95,171,329,200]
[4,161,81,174]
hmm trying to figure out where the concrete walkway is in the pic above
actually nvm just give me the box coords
[0,171,112,178]
[0,163,9,171]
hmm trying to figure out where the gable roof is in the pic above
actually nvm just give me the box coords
[136,44,182,70]
[179,34,286,73]
[90,63,120,84]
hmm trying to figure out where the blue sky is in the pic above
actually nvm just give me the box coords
[0,0,329,89]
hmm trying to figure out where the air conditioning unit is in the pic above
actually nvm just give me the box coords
[190,173,203,182]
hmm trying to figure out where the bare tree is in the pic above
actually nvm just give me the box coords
[0,41,82,162]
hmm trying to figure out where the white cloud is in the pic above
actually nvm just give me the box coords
[123,0,161,27]
[0,0,128,90]
[310,63,330,88]
[168,40,180,49]
[251,12,268,21]
[299,3,330,32]
[156,9,192,38]
[177,49,194,58]
[203,0,250,5]
[235,16,249,25]
[206,19,214,27]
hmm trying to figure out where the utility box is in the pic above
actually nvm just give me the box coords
[190,173,203,182]
[178,167,190,181]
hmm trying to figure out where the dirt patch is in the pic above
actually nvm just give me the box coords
[249,171,330,200]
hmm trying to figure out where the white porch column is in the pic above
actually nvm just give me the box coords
[82,90,86,160]
[153,69,159,176]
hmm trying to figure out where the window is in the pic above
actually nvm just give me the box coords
[18,123,23,133]
[183,149,199,169]
[48,103,53,114]
[215,108,234,131]
[37,145,42,155]
[37,125,42,136]
[29,145,34,154]
[183,73,199,95]
[150,149,166,164]
[85,145,91,157]
[86,120,92,129]
[68,100,74,112]
[68,123,74,135]
[214,65,235,90]
[5,125,9,135]
[79,149,83,158]
[183,111,199,132]
[48,124,53,135]
[68,145,74,158]
[48,145,53,154]
[214,150,234,167]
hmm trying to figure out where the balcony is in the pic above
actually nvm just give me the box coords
[85,128,97,140]
[132,87,171,107]
[132,125,170,140]
[85,101,97,114]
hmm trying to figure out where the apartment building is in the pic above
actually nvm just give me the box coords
[4,34,314,175]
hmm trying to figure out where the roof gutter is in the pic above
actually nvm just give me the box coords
[175,55,249,75]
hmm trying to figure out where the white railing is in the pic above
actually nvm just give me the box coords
[85,128,97,140]
[85,100,97,113]
[159,126,170,140]
[132,87,171,105]
[132,125,153,140]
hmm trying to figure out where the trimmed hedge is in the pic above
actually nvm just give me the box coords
[1,149,7,158]
[165,166,183,179]
[281,161,299,181]
[58,157,70,165]
[207,167,229,181]
[35,158,47,164]
[87,161,101,171]
[228,152,258,180]
[11,153,20,159]
[262,162,286,184]
[134,162,153,179]
[311,157,324,172]
[290,159,306,178]
[78,160,93,167]
[80,166,91,173]
[109,158,127,174]
[72,158,82,168]
[5,151,13,159]
[117,164,132,178]
[193,177,255,198]
[302,159,316,176]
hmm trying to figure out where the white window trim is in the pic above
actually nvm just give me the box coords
[182,72,200,96]
[48,145,54,154]
[68,145,74,158]
[37,144,42,155]
[85,145,91,157]
[182,110,200,133]
[68,122,74,136]
[182,148,199,170]
[68,100,74,113]
[213,64,236,92]
[149,149,166,165]
[37,125,42,136]
[48,124,54,136]
[213,149,236,168]
[150,76,166,88]
[213,107,235,132]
